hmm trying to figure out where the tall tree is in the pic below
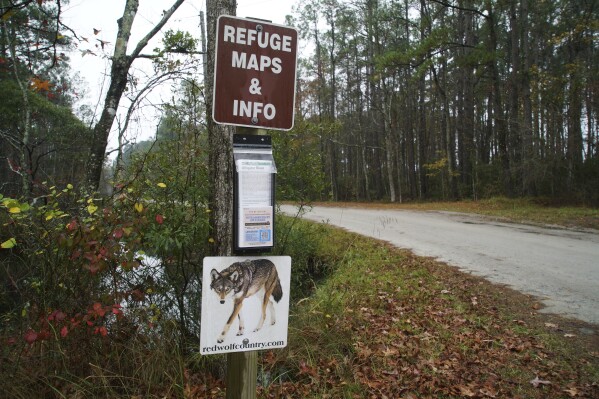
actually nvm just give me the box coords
[83,0,185,191]
[205,0,235,257]
[286,0,598,204]
[0,0,87,198]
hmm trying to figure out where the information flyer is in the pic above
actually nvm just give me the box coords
[236,159,274,248]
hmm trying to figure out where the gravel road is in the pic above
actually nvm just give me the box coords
[280,205,599,325]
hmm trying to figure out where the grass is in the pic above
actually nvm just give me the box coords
[4,197,596,397]
[257,220,599,398]
[309,197,599,230]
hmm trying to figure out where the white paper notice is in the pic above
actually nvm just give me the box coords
[236,160,274,248]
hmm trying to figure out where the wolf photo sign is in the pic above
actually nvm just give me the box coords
[200,256,291,355]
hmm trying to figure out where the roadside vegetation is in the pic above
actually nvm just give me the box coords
[308,197,599,230]
[181,216,598,398]
[255,218,599,399]
[2,193,598,397]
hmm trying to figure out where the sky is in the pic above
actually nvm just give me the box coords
[61,0,298,154]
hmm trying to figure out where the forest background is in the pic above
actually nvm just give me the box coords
[0,0,597,397]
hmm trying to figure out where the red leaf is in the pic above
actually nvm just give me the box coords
[155,214,164,224]
[24,330,38,344]
[113,228,124,239]
[60,326,69,337]
[92,302,106,317]
[67,219,78,231]
[55,311,66,322]
[48,310,66,322]
[94,326,108,337]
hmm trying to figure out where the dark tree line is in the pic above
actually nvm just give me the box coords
[0,0,91,198]
[288,0,598,204]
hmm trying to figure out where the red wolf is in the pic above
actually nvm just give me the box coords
[210,259,283,343]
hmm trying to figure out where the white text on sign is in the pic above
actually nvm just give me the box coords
[233,100,276,120]
[223,25,293,52]
[232,51,282,74]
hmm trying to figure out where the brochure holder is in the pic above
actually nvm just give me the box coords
[233,134,276,254]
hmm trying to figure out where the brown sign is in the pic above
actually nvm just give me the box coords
[212,15,298,131]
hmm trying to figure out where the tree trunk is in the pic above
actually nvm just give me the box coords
[84,0,186,191]
[520,0,534,195]
[508,0,521,191]
[486,4,512,196]
[4,20,32,197]
[206,0,236,256]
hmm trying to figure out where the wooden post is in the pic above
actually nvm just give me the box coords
[206,7,281,398]
[225,126,266,399]
[226,351,258,399]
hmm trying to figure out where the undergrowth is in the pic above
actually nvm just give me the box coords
[258,220,599,398]
[312,197,599,230]
[2,200,597,398]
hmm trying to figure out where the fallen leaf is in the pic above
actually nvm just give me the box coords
[563,386,580,397]
[459,385,477,397]
[480,385,498,398]
[530,376,551,388]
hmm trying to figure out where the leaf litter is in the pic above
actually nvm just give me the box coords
[187,231,599,398]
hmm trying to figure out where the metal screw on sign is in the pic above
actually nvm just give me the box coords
[251,117,259,125]
[256,24,263,32]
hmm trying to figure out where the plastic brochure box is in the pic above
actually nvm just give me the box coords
[233,134,276,253]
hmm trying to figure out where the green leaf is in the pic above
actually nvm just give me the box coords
[1,238,17,249]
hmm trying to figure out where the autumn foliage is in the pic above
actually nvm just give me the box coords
[0,183,179,396]
[2,190,599,397]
